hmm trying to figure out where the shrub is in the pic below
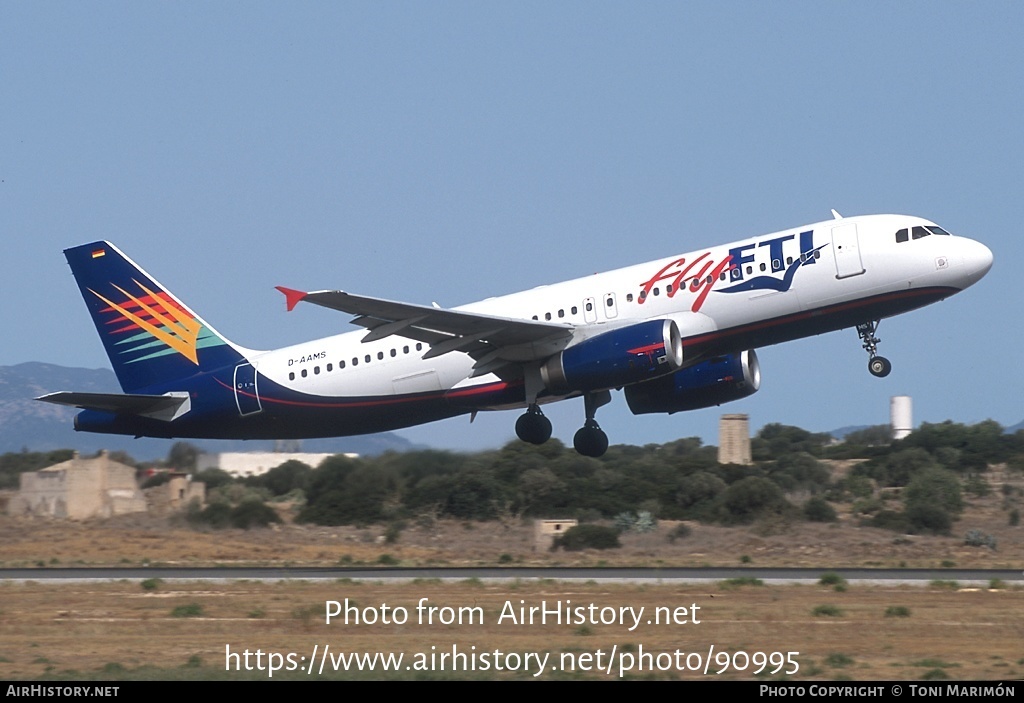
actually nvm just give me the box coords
[666,523,692,544]
[721,577,763,588]
[905,503,952,535]
[804,497,837,522]
[633,510,657,533]
[812,604,843,617]
[904,467,963,515]
[826,653,854,668]
[384,522,404,544]
[189,502,232,529]
[716,476,789,524]
[819,572,847,588]
[171,603,204,618]
[552,524,621,551]
[230,500,281,529]
[963,529,997,549]
[885,606,911,618]
[613,512,636,532]
[869,510,909,532]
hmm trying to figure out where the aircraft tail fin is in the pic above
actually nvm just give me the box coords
[64,242,250,393]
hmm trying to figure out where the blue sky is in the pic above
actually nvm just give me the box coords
[3,3,1021,452]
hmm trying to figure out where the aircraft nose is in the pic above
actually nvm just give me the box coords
[959,238,993,288]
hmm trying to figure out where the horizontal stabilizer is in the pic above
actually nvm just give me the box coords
[37,391,192,422]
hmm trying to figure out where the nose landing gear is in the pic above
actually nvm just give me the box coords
[857,321,891,378]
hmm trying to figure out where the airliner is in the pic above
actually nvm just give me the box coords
[39,212,992,457]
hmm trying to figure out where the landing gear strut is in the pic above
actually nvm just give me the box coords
[573,390,611,458]
[857,321,891,378]
[515,404,552,445]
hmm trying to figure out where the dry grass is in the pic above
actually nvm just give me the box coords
[0,579,1020,680]
[0,474,1021,680]
[0,481,1020,569]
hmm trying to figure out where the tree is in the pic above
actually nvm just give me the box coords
[842,425,893,447]
[752,424,832,460]
[904,467,963,515]
[166,442,200,471]
[716,476,790,524]
[254,459,312,496]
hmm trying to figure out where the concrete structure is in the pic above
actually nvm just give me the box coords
[144,472,206,515]
[534,519,578,550]
[890,395,913,440]
[8,451,147,519]
[718,413,752,465]
[196,451,354,477]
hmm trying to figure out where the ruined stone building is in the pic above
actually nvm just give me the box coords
[7,450,147,519]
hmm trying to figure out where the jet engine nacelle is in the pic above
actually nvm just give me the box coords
[541,319,684,393]
[624,349,761,414]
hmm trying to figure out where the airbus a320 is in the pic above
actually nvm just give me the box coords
[40,212,992,457]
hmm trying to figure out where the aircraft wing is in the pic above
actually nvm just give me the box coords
[276,287,574,373]
[37,391,191,422]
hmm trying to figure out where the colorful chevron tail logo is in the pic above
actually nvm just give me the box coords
[90,280,203,365]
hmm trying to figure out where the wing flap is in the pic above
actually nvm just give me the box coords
[278,287,575,363]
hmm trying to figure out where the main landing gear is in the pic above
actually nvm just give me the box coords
[514,390,612,457]
[856,320,892,378]
[515,404,552,445]
[573,390,611,458]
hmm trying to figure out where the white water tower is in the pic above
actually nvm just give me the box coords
[890,396,912,440]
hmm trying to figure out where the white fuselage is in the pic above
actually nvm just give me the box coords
[252,214,992,406]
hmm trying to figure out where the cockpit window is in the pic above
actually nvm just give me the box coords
[897,225,952,243]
